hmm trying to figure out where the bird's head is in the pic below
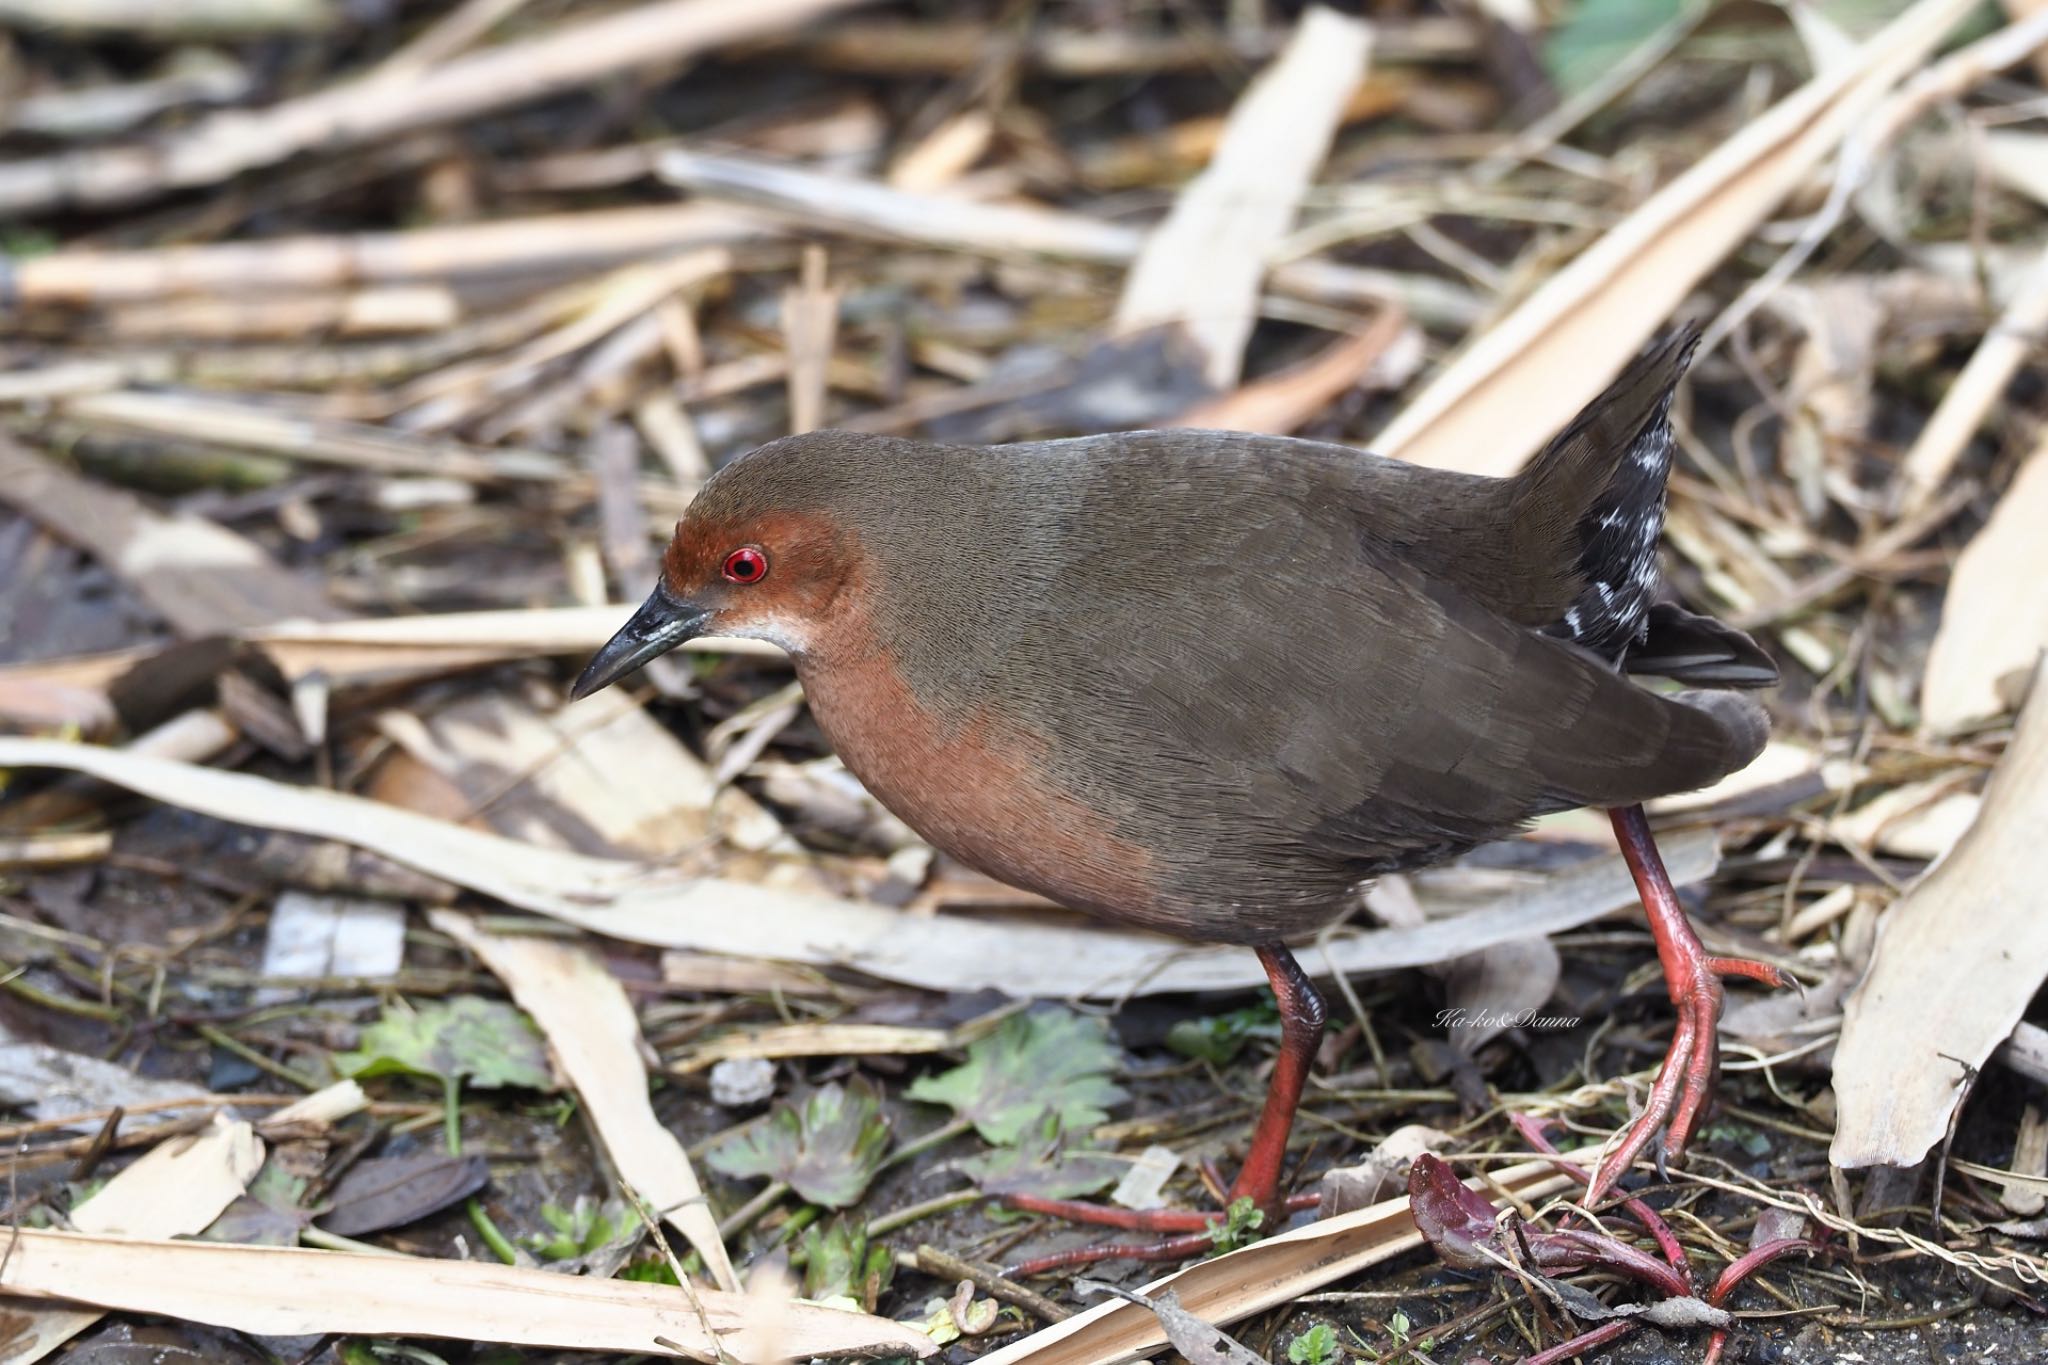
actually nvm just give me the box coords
[569,432,882,700]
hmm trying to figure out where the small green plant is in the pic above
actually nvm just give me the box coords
[523,1196,635,1261]
[619,1254,682,1285]
[799,1216,894,1312]
[1166,1002,1282,1066]
[1205,1195,1265,1253]
[1287,1321,1341,1365]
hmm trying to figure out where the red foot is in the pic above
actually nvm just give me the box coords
[1586,805,1791,1206]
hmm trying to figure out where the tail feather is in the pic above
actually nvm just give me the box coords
[1511,324,1700,662]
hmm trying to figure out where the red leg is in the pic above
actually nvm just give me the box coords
[1004,944,1327,1272]
[1228,944,1327,1209]
[1587,804,1790,1205]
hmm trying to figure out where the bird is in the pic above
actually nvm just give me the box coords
[573,323,1786,1264]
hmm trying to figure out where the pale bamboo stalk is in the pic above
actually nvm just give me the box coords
[9,204,770,307]
[0,0,878,216]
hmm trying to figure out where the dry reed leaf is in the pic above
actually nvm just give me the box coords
[976,1159,1573,1365]
[0,432,338,635]
[660,952,839,995]
[0,607,781,696]
[0,1227,931,1361]
[1165,307,1410,434]
[0,735,1714,999]
[782,244,840,435]
[1114,5,1372,387]
[2000,0,2048,83]
[0,1035,214,1131]
[0,830,114,867]
[1371,0,1977,476]
[430,911,738,1292]
[378,687,791,858]
[655,147,1477,326]
[254,610,782,686]
[1830,779,1983,862]
[1983,128,2048,206]
[1921,437,2048,732]
[6,204,766,308]
[0,0,882,216]
[4,1114,261,1363]
[0,0,331,33]
[1894,252,2048,516]
[672,1021,960,1072]
[1832,659,2048,1168]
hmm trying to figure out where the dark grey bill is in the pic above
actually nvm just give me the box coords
[571,583,708,700]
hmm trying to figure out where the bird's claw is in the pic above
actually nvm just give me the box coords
[1585,952,1782,1205]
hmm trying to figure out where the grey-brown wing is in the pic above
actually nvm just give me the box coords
[1105,535,1765,879]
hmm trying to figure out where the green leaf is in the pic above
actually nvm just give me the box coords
[1206,1196,1265,1254]
[1165,1003,1281,1066]
[524,1196,638,1261]
[798,1216,892,1310]
[957,1111,1122,1199]
[1287,1322,1341,1365]
[619,1254,681,1285]
[905,1009,1126,1144]
[1543,0,1685,97]
[335,996,552,1091]
[706,1078,891,1208]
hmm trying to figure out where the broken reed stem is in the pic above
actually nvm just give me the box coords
[864,1189,982,1238]
[915,1244,1073,1323]
[717,1178,790,1240]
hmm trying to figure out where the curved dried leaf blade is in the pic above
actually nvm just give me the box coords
[316,1154,490,1237]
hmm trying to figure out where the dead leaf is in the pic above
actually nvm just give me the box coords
[1372,0,1977,476]
[1114,5,1373,387]
[1075,1285,1268,1365]
[0,1228,931,1361]
[6,1115,261,1363]
[0,738,1715,999]
[1921,437,2048,733]
[316,1154,490,1237]
[431,911,738,1291]
[1165,308,1412,434]
[0,1033,212,1132]
[1832,659,2048,1168]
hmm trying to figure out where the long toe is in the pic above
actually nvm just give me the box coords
[1588,951,1786,1204]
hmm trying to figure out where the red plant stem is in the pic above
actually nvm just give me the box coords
[1542,1227,1693,1300]
[1519,1320,1634,1365]
[1707,1237,1820,1304]
[1004,1230,1218,1277]
[1702,1236,1822,1364]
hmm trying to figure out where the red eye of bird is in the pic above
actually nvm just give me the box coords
[721,546,769,584]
